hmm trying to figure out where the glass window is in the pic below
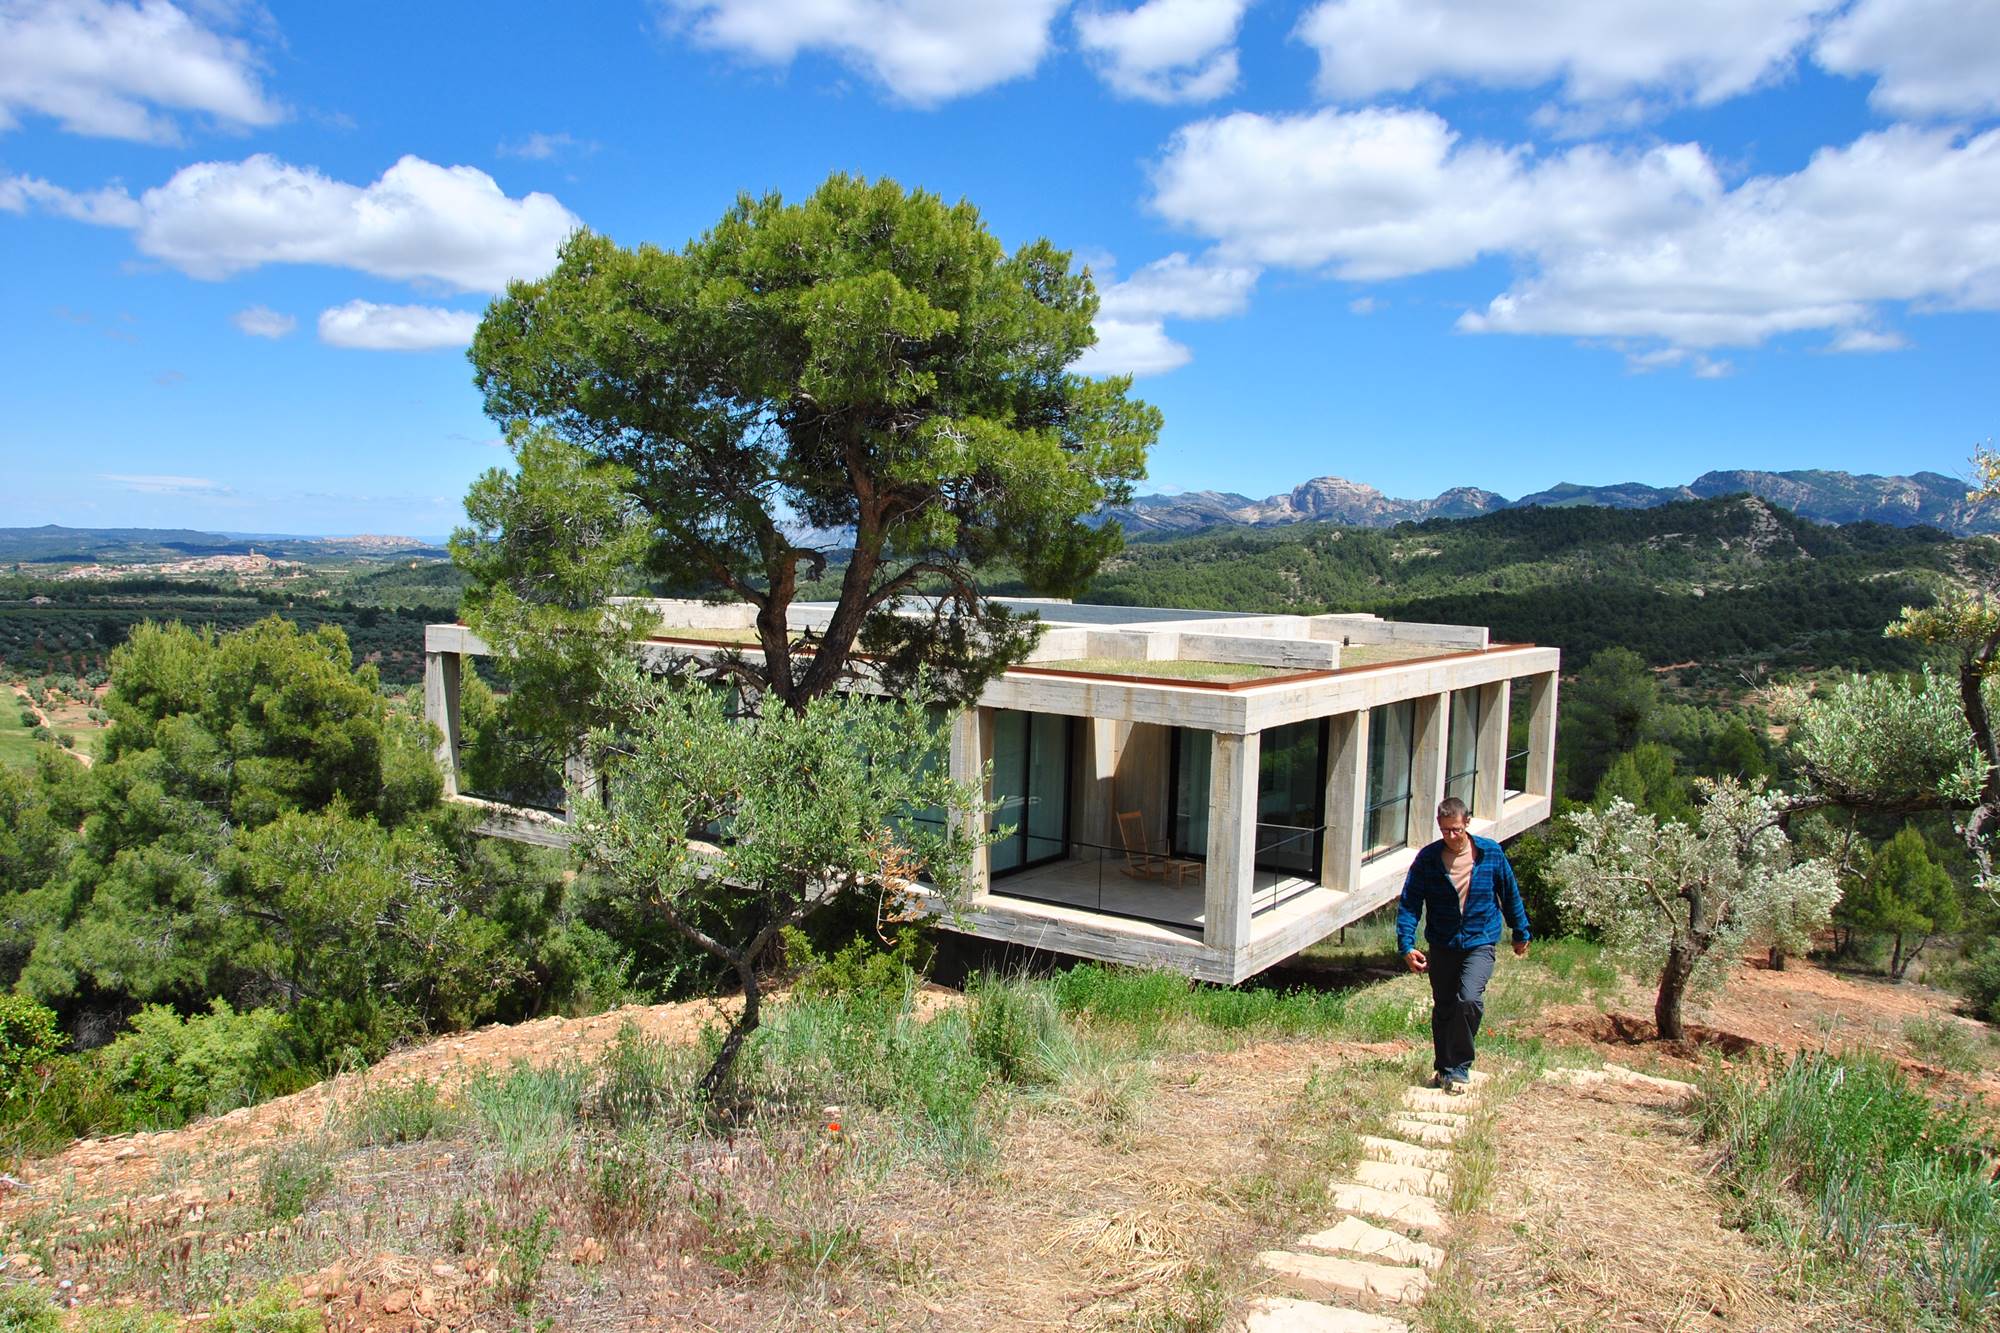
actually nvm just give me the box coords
[1365,701,1416,860]
[989,709,1071,876]
[1445,688,1481,810]
[1171,728,1211,858]
[1505,685,1534,795]
[1256,719,1325,876]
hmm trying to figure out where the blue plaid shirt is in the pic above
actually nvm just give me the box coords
[1395,834,1533,953]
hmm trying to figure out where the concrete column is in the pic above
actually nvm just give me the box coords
[1474,681,1510,820]
[1204,729,1261,956]
[1525,671,1560,798]
[562,750,601,821]
[948,706,992,894]
[1320,710,1368,892]
[422,651,462,798]
[1406,694,1448,848]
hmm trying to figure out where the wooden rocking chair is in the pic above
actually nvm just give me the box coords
[1116,810,1202,888]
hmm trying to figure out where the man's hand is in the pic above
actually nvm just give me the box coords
[1404,949,1428,973]
[1512,940,1529,959]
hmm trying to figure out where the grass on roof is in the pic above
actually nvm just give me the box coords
[1336,643,1465,667]
[1026,657,1292,682]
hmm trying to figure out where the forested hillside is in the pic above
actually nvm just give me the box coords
[1084,496,1991,678]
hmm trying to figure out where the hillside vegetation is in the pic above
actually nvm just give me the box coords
[1086,496,1991,677]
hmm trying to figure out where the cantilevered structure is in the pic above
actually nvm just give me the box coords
[423,599,1557,984]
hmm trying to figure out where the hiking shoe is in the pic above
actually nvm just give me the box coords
[1443,1078,1466,1096]
[1428,1072,1448,1090]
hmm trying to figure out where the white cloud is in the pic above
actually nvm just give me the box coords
[658,0,1065,104]
[1076,318,1192,376]
[1075,0,1252,104]
[1815,0,2000,118]
[0,172,142,225]
[1151,107,1718,279]
[0,0,282,143]
[230,303,294,338]
[1827,326,1911,352]
[1348,295,1377,314]
[1150,108,2000,357]
[1076,251,1258,377]
[1295,0,1832,109]
[498,130,596,160]
[10,155,579,292]
[317,299,480,350]
[103,472,231,496]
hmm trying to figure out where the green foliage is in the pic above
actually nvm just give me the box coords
[203,1283,322,1333]
[257,1140,334,1221]
[1592,741,1693,822]
[100,1001,300,1127]
[0,994,64,1099]
[1838,825,1962,978]
[468,172,1157,711]
[1698,1051,2000,1322]
[1048,963,1426,1043]
[495,1206,555,1311]
[1550,780,1842,1034]
[1565,648,1662,796]
[345,1078,455,1146]
[572,666,988,1093]
[967,974,1065,1085]
[0,1285,59,1333]
[785,926,934,1002]
[1952,944,2000,1023]
[1902,1015,1987,1074]
[465,1061,588,1173]
[1787,668,1984,808]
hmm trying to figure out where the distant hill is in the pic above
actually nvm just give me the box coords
[1082,494,1996,676]
[0,525,450,564]
[1104,468,1996,538]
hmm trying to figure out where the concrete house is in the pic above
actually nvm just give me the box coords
[424,599,1558,984]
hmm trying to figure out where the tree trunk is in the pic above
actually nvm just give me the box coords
[698,960,763,1103]
[1768,945,1788,971]
[1889,932,1906,981]
[1655,942,1694,1040]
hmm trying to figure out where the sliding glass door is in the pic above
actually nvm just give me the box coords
[989,710,1072,876]
[1365,700,1417,861]
[1170,722,1327,878]
[1445,688,1481,809]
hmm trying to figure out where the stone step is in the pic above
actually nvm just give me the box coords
[1327,1181,1448,1231]
[1401,1109,1468,1127]
[1389,1117,1461,1147]
[1256,1250,1432,1305]
[1359,1136,1452,1172]
[1543,1062,1697,1102]
[1354,1159,1450,1198]
[1298,1215,1445,1271]
[1402,1087,1478,1114]
[1237,1295,1411,1333]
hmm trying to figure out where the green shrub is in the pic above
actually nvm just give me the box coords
[76,1311,177,1332]
[465,1061,587,1172]
[1903,1015,1987,1075]
[786,928,930,1001]
[1953,943,2000,1023]
[0,1285,60,1333]
[1698,1050,2000,1321]
[0,995,65,1100]
[204,1283,322,1332]
[968,976,1063,1085]
[345,1078,454,1146]
[258,1140,334,1221]
[101,1000,301,1127]
[592,1023,689,1129]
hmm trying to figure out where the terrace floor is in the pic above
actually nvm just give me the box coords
[987,849,1318,932]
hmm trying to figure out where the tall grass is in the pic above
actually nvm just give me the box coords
[1697,1050,2000,1324]
[1049,963,1428,1042]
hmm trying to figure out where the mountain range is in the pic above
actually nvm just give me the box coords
[1104,469,1997,538]
[0,525,449,564]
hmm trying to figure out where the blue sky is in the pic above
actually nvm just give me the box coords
[2,0,1997,535]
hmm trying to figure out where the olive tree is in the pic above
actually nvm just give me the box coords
[463,172,1160,716]
[567,667,989,1098]
[1550,779,1840,1039]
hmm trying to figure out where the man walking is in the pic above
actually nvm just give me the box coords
[1396,796,1532,1094]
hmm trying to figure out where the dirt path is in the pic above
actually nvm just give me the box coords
[7,684,92,767]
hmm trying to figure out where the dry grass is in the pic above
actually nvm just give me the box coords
[1425,1077,1860,1332]
[1027,657,1292,682]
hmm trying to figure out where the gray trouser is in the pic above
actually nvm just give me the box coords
[1427,943,1496,1081]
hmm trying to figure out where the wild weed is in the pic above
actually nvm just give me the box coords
[592,1023,692,1129]
[495,1206,556,1311]
[344,1078,454,1146]
[204,1282,322,1332]
[257,1139,334,1221]
[0,1285,60,1333]
[465,1060,587,1173]
[1903,1015,1987,1075]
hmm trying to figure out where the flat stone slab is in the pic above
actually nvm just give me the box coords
[1402,1087,1479,1114]
[1256,1250,1431,1305]
[1327,1181,1448,1231]
[1359,1135,1452,1171]
[1354,1159,1450,1198]
[1298,1215,1445,1270]
[1544,1063,1698,1101]
[1390,1117,1462,1146]
[1237,1296,1411,1333]
[1401,1109,1468,1127]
